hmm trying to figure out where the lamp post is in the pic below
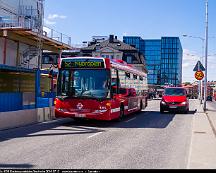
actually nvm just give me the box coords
[203,0,209,111]
[182,35,205,103]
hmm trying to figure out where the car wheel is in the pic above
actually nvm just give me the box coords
[160,107,164,114]
[184,108,189,114]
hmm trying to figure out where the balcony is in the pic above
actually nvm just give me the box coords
[0,16,71,47]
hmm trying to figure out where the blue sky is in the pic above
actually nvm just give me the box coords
[44,0,216,82]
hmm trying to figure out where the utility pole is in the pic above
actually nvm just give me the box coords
[203,0,208,111]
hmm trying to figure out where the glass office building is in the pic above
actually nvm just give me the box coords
[123,36,182,87]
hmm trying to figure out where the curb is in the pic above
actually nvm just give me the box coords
[206,112,216,138]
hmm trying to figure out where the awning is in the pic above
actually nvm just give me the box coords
[0,27,74,53]
[0,64,35,73]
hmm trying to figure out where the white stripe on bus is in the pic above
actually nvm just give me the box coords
[128,107,138,112]
[111,107,120,113]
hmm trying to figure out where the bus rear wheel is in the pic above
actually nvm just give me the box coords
[139,101,143,112]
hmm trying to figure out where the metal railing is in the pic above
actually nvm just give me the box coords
[0,16,72,46]
[43,26,71,46]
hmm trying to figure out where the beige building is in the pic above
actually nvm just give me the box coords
[81,35,148,74]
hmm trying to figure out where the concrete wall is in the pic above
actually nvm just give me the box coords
[0,106,55,130]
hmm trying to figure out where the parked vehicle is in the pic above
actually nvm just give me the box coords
[160,87,189,114]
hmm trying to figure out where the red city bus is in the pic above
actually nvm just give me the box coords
[54,57,148,121]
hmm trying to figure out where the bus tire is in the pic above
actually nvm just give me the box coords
[118,105,124,121]
[140,101,143,112]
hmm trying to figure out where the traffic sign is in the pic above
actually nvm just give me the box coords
[193,61,205,71]
[195,70,204,80]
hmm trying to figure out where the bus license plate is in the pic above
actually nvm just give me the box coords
[169,106,177,109]
[75,113,86,118]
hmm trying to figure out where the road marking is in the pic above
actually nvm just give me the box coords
[187,112,195,169]
[87,132,103,139]
[125,117,136,123]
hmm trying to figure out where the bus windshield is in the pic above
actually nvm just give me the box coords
[57,69,111,99]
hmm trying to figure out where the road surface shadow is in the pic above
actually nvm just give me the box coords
[206,109,216,112]
[0,109,196,142]
[63,111,176,129]
[0,163,34,168]
[0,118,104,142]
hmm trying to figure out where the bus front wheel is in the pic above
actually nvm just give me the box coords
[117,106,124,121]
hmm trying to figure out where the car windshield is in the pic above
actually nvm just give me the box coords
[164,88,186,96]
[57,69,111,99]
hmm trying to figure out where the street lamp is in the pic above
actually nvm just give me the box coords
[182,34,205,103]
[203,0,209,111]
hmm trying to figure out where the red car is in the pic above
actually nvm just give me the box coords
[160,87,189,114]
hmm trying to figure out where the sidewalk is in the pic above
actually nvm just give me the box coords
[188,100,216,169]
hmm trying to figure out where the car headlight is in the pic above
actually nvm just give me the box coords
[161,101,166,105]
[181,101,187,105]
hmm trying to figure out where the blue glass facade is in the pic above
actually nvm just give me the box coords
[123,36,182,87]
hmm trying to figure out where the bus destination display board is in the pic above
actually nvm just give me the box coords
[61,58,105,69]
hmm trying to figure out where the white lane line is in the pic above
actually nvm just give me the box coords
[87,132,103,139]
[125,117,136,123]
[187,110,195,168]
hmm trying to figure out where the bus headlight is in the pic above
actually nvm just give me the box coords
[92,106,108,113]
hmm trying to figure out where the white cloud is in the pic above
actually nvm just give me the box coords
[44,14,67,26]
[123,32,127,36]
[182,49,216,82]
[182,49,202,82]
[48,14,67,20]
[182,62,190,68]
[44,19,56,25]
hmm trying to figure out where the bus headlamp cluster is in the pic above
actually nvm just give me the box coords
[92,106,108,113]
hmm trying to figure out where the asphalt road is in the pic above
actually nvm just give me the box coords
[0,100,197,169]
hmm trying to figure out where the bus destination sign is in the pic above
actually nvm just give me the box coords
[61,58,105,69]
